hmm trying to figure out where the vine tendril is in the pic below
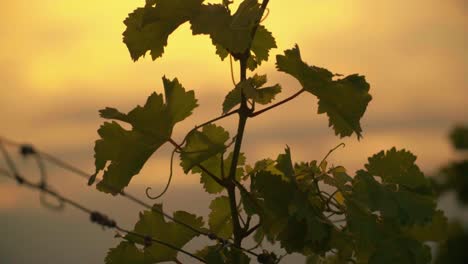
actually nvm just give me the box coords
[145,147,177,200]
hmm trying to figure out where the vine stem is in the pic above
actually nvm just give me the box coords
[249,88,306,117]
[227,1,271,262]
[167,138,226,188]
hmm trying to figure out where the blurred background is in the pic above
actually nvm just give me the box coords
[0,0,467,263]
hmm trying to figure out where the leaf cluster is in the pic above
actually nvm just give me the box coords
[89,1,446,263]
[433,125,468,204]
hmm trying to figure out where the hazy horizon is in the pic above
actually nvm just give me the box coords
[1,0,467,263]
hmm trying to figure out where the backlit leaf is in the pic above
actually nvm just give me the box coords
[180,124,230,173]
[222,74,281,113]
[208,196,233,239]
[93,77,197,194]
[276,45,372,139]
[222,85,242,114]
[275,146,294,179]
[123,0,204,61]
[369,237,431,264]
[450,125,468,150]
[404,210,448,242]
[105,242,148,264]
[215,25,277,71]
[190,1,261,54]
[192,152,246,194]
[365,147,430,190]
[248,26,277,70]
[351,170,435,225]
[126,204,204,262]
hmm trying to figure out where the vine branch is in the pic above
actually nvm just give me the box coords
[249,88,306,117]
[167,138,227,188]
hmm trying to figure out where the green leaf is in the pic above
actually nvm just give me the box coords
[216,25,277,71]
[450,125,468,150]
[242,74,281,105]
[369,237,431,264]
[404,210,448,242]
[99,107,130,122]
[163,77,198,124]
[196,246,225,264]
[126,204,204,262]
[180,124,230,173]
[351,170,435,225]
[434,221,468,264]
[440,160,468,204]
[251,158,284,177]
[248,26,277,70]
[123,0,204,61]
[320,166,353,192]
[94,122,156,194]
[240,189,259,217]
[365,147,430,190]
[93,77,197,194]
[197,246,251,264]
[276,45,372,139]
[192,152,246,194]
[281,191,333,253]
[275,146,294,179]
[222,74,281,113]
[345,201,381,261]
[208,196,233,239]
[105,242,149,264]
[251,165,333,254]
[190,1,261,54]
[222,85,242,114]
[251,170,292,238]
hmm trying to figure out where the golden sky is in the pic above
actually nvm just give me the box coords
[1,0,467,187]
[0,0,467,261]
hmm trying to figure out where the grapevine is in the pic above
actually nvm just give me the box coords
[1,1,448,263]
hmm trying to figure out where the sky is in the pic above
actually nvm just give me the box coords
[0,0,467,263]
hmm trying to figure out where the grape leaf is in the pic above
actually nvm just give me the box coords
[192,152,246,194]
[196,245,225,264]
[276,45,372,139]
[248,26,277,70]
[215,25,276,71]
[105,242,148,264]
[222,74,281,113]
[404,210,448,242]
[249,158,284,177]
[222,85,242,114]
[369,237,431,264]
[197,246,251,264]
[320,166,353,192]
[126,204,204,262]
[440,160,468,204]
[249,148,333,254]
[180,124,230,173]
[242,75,281,105]
[365,148,430,190]
[346,201,434,264]
[123,0,204,61]
[282,190,333,253]
[190,1,261,55]
[92,77,197,194]
[345,201,381,261]
[251,170,292,239]
[208,196,233,239]
[434,221,468,264]
[450,125,468,150]
[163,77,199,124]
[351,170,435,225]
[275,146,294,179]
[93,122,156,194]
